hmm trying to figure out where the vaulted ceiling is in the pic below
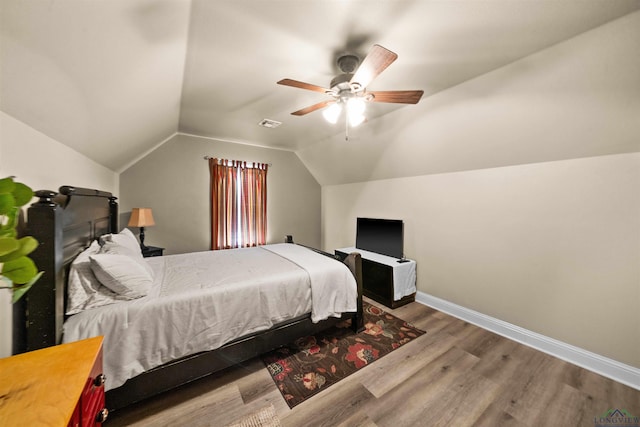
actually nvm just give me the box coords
[2,0,639,180]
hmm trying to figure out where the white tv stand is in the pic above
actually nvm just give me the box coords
[335,247,416,309]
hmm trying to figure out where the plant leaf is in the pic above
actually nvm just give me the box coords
[0,177,15,195]
[18,236,38,256]
[0,193,15,215]
[0,227,17,239]
[12,182,34,207]
[2,256,38,284]
[0,237,19,257]
[11,271,43,303]
[0,207,19,233]
[0,236,38,262]
[0,177,40,302]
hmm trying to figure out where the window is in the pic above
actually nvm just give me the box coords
[208,158,268,250]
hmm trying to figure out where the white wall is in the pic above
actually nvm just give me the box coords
[119,133,321,255]
[319,11,640,370]
[0,111,118,357]
[322,153,639,368]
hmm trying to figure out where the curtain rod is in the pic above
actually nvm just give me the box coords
[203,156,272,167]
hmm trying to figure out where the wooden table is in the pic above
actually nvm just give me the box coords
[0,336,107,427]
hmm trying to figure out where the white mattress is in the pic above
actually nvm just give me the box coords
[62,244,357,390]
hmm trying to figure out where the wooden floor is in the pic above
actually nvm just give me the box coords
[106,299,639,427]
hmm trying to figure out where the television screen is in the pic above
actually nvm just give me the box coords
[356,217,404,259]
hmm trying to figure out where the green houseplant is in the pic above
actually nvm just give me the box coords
[0,177,42,303]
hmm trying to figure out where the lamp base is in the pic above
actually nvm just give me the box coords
[139,226,147,251]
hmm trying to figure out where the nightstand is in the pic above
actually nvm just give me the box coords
[142,245,164,257]
[0,336,108,427]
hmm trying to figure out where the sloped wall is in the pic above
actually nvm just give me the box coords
[0,112,118,193]
[299,11,640,185]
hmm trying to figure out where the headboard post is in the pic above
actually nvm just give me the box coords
[109,196,118,231]
[22,190,64,352]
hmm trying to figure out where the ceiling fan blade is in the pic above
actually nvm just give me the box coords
[291,100,335,116]
[350,44,398,90]
[368,90,424,104]
[277,78,329,94]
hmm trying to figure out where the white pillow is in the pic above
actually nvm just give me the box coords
[99,227,141,255]
[89,254,152,299]
[99,240,154,278]
[66,241,121,315]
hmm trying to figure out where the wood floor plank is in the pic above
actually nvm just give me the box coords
[440,317,481,343]
[235,359,277,404]
[503,352,573,424]
[108,380,243,427]
[420,371,500,427]
[531,383,594,427]
[105,299,640,426]
[470,334,524,385]
[280,381,376,427]
[360,329,459,397]
[332,409,379,427]
[366,346,481,426]
[456,325,505,358]
[473,402,529,427]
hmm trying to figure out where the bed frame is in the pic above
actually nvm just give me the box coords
[15,186,364,411]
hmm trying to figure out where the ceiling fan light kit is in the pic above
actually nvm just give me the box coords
[277,44,424,138]
[346,98,366,127]
[322,103,342,124]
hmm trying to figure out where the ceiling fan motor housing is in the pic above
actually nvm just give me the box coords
[332,54,362,93]
[337,54,359,73]
[329,73,354,93]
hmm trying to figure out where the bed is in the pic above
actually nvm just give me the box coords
[16,186,363,411]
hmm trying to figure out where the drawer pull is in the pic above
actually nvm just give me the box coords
[93,373,106,387]
[96,407,109,423]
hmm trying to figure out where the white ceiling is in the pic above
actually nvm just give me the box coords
[1,0,639,174]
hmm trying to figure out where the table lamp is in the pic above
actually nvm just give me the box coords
[128,208,155,250]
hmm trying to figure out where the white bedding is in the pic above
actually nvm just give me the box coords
[263,244,357,322]
[62,244,357,390]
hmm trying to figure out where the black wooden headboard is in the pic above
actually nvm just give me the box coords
[13,186,117,354]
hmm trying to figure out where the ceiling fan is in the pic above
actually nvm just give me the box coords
[277,44,424,131]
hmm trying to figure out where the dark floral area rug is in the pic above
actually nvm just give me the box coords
[261,302,426,408]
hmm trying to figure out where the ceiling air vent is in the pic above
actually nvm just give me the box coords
[258,119,282,129]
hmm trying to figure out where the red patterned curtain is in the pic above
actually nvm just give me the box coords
[209,158,268,250]
[241,163,268,247]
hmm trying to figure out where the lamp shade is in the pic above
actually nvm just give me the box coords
[128,208,155,227]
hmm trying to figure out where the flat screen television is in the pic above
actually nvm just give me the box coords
[356,217,404,259]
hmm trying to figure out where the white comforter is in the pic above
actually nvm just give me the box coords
[262,244,357,322]
[62,244,357,390]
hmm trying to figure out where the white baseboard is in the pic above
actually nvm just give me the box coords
[415,291,640,391]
